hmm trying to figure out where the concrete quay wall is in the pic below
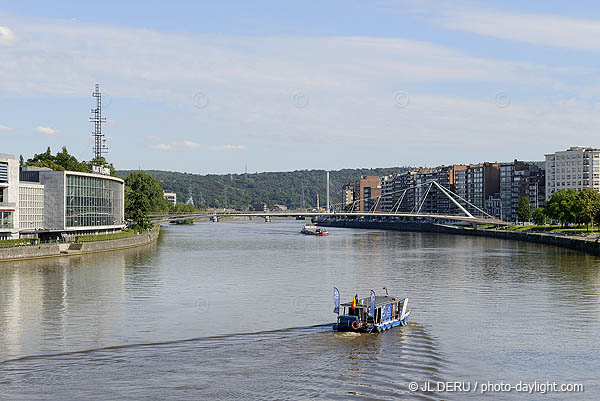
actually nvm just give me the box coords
[0,244,61,261]
[318,220,600,257]
[0,226,160,262]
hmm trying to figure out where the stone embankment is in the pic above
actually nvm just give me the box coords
[318,220,600,256]
[0,226,160,262]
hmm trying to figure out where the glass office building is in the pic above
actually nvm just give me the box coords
[19,168,125,236]
[65,173,124,228]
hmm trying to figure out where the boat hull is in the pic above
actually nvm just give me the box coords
[333,314,410,333]
[300,230,328,236]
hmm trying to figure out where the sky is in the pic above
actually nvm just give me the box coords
[1,0,600,174]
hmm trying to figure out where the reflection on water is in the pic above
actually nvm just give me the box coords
[1,221,599,399]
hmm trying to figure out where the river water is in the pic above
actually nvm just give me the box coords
[0,221,598,400]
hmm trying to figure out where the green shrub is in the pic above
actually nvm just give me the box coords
[0,238,40,248]
[76,230,137,243]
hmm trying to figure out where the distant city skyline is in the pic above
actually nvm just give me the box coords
[2,1,600,174]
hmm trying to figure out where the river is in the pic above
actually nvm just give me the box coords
[1,221,598,399]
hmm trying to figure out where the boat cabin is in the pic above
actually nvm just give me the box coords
[335,294,410,333]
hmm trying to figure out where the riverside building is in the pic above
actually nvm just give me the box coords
[499,160,545,222]
[19,167,125,239]
[0,154,20,239]
[380,170,420,213]
[342,182,355,210]
[414,165,466,215]
[354,175,381,212]
[454,162,500,214]
[545,146,600,200]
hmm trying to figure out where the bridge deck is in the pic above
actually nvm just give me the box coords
[151,212,505,225]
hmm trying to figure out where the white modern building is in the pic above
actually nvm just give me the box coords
[545,147,600,200]
[18,182,45,231]
[163,191,177,206]
[0,154,20,239]
[19,167,125,239]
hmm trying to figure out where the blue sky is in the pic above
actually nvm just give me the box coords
[1,1,600,173]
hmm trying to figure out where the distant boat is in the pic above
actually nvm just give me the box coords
[300,223,328,236]
[332,288,410,333]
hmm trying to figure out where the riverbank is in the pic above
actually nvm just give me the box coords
[318,220,600,256]
[0,225,160,262]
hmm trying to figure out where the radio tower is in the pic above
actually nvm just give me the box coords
[90,84,108,167]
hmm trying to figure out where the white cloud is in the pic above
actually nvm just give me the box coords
[439,9,600,51]
[207,144,246,151]
[0,13,585,99]
[150,143,174,151]
[181,140,202,149]
[0,26,15,45]
[35,125,60,135]
[156,141,246,151]
[0,125,13,132]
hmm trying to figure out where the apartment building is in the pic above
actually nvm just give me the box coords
[499,160,545,222]
[454,162,500,214]
[342,182,355,210]
[380,170,421,213]
[354,175,381,212]
[414,165,466,214]
[545,146,600,200]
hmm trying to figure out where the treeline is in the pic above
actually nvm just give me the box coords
[22,146,117,176]
[518,188,600,229]
[117,167,411,210]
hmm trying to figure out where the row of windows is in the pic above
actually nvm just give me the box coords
[554,152,600,159]
[555,181,600,187]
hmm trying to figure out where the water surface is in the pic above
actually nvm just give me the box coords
[1,221,598,399]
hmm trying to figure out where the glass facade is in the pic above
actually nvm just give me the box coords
[65,174,123,228]
[0,211,13,229]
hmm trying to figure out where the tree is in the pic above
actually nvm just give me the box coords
[516,196,532,223]
[19,155,24,167]
[25,146,90,173]
[576,188,600,231]
[124,171,171,214]
[124,186,151,230]
[532,208,546,226]
[172,202,198,214]
[544,189,579,227]
[24,146,118,176]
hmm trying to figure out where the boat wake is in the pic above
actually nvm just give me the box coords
[1,322,449,400]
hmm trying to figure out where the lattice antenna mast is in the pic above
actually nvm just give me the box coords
[90,84,108,165]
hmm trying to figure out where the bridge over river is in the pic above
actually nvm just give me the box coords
[150,211,505,226]
[151,179,511,226]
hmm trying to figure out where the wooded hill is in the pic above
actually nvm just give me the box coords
[117,167,411,210]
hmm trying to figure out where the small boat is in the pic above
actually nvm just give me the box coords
[332,287,410,333]
[300,223,329,236]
